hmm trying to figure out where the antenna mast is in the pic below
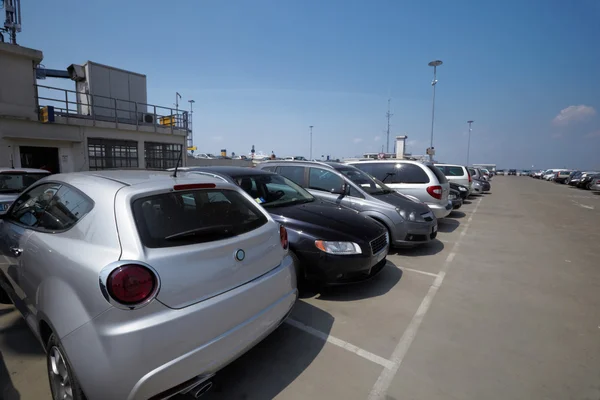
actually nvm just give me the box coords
[385,98,393,153]
[1,0,22,44]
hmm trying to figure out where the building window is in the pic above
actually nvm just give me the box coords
[88,138,139,170]
[144,142,183,169]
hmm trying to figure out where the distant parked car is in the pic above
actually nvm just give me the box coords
[565,170,580,185]
[554,170,573,184]
[434,164,472,189]
[470,179,484,195]
[0,168,51,214]
[590,176,600,191]
[0,170,296,400]
[346,160,452,219]
[448,188,463,209]
[579,172,600,190]
[449,181,469,200]
[496,170,505,176]
[532,170,544,179]
[175,166,390,285]
[255,161,439,247]
[508,169,517,176]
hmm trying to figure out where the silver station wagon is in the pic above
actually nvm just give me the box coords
[0,170,296,400]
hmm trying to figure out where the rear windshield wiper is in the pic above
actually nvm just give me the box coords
[164,225,237,241]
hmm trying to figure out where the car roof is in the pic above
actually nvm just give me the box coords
[52,169,223,187]
[434,163,465,168]
[179,166,274,177]
[0,167,51,174]
[346,159,428,165]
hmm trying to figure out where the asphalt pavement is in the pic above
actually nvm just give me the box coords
[1,176,599,400]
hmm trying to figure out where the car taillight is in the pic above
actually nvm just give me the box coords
[280,225,289,250]
[427,185,443,200]
[467,169,472,183]
[107,264,157,305]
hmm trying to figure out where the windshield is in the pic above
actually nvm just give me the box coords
[233,174,314,208]
[334,166,392,195]
[0,172,49,194]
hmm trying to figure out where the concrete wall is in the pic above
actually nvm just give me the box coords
[0,43,43,120]
[0,118,186,172]
[186,157,253,168]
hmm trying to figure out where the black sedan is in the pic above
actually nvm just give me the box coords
[448,188,463,209]
[178,167,390,286]
[449,182,469,200]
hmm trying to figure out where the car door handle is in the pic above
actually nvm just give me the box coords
[9,247,23,257]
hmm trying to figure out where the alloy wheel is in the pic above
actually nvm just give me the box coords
[49,346,73,400]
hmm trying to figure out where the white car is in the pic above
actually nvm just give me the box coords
[0,168,52,214]
[434,164,472,193]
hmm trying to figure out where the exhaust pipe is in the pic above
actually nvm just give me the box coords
[187,380,213,398]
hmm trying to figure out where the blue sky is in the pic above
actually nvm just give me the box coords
[20,0,600,169]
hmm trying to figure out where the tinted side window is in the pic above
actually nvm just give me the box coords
[438,166,465,176]
[277,166,306,185]
[261,166,277,172]
[308,168,344,192]
[427,165,448,184]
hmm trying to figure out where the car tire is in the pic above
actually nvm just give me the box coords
[289,250,306,290]
[46,333,86,400]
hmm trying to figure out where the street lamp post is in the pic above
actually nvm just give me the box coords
[309,125,314,160]
[428,60,443,161]
[466,120,474,166]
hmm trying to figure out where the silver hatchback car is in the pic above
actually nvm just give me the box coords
[0,170,296,400]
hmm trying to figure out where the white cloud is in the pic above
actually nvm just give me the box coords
[584,130,600,139]
[374,135,381,141]
[353,138,363,144]
[552,105,596,125]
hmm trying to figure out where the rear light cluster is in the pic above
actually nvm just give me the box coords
[173,183,216,191]
[427,185,443,200]
[280,225,289,250]
[106,264,158,306]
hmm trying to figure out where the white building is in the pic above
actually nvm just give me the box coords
[0,41,188,173]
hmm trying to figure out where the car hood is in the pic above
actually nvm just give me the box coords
[266,200,386,243]
[368,192,430,214]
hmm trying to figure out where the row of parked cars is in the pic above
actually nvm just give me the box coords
[531,168,600,190]
[0,160,491,400]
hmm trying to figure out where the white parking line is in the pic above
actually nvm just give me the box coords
[367,197,483,400]
[401,267,439,278]
[285,318,395,370]
[571,200,595,210]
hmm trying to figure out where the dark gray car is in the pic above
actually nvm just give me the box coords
[256,161,438,247]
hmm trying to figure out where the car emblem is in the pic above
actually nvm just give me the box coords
[234,249,246,262]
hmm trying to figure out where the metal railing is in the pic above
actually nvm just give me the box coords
[35,84,190,134]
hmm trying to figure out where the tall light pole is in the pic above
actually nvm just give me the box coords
[466,120,474,166]
[428,60,443,161]
[187,99,195,151]
[309,125,314,160]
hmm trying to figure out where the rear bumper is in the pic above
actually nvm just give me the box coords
[451,198,463,209]
[427,201,452,219]
[62,256,297,400]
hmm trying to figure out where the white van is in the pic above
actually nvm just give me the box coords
[434,164,472,191]
[346,160,452,219]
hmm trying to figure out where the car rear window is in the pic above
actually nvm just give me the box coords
[426,165,448,184]
[132,189,268,248]
[437,166,465,177]
[353,162,430,184]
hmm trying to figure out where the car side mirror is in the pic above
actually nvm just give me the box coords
[330,183,347,195]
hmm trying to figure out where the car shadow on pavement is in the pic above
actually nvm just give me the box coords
[449,210,466,219]
[312,261,402,302]
[437,218,460,233]
[195,300,333,400]
[463,200,472,204]
[0,351,20,400]
[393,239,444,257]
[0,312,44,356]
